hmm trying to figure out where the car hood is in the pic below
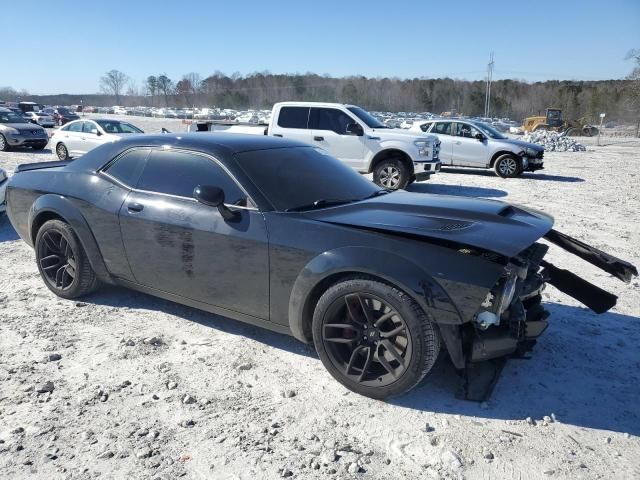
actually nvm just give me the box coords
[305,191,553,258]
[496,138,544,152]
[0,122,43,131]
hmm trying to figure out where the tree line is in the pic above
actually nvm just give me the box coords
[2,65,638,124]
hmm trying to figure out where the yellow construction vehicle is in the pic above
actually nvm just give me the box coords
[522,108,598,136]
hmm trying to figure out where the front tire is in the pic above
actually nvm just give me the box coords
[0,134,10,152]
[35,220,98,299]
[312,277,441,399]
[56,143,69,160]
[494,154,521,178]
[373,160,410,190]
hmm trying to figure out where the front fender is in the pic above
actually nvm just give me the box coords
[29,194,112,282]
[288,246,462,344]
[366,143,417,171]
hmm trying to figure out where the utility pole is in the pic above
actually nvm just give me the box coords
[484,52,494,119]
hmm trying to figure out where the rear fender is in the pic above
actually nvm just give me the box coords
[29,194,112,283]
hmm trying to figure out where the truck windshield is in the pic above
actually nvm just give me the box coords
[476,122,508,140]
[347,106,387,128]
[235,146,381,211]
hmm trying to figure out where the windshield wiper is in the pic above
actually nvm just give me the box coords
[285,198,358,212]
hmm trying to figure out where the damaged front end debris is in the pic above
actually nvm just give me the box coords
[456,229,637,401]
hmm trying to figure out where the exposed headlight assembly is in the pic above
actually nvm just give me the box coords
[524,147,539,157]
[496,271,518,314]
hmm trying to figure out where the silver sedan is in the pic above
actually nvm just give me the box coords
[49,119,143,160]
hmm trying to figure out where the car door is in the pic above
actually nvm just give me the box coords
[429,121,454,165]
[270,106,313,144]
[452,122,490,167]
[60,121,84,156]
[309,107,365,170]
[79,121,104,155]
[118,148,270,320]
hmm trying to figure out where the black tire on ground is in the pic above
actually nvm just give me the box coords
[56,143,69,160]
[373,159,411,190]
[494,154,522,178]
[565,127,580,137]
[35,219,99,299]
[0,134,11,152]
[312,277,441,400]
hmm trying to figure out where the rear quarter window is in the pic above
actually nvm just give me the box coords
[277,107,309,129]
[104,148,150,187]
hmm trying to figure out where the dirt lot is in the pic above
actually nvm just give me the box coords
[1,119,639,480]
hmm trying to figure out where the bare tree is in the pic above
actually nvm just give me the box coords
[625,49,640,137]
[157,74,174,107]
[146,75,158,106]
[99,70,129,105]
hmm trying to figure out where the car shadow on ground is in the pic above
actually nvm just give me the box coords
[86,285,317,359]
[2,148,53,155]
[391,302,640,435]
[440,167,585,183]
[407,183,508,198]
[88,281,640,435]
[0,216,19,242]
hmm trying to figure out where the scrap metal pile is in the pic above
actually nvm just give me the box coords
[523,131,587,152]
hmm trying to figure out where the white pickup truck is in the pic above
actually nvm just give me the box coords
[188,102,441,189]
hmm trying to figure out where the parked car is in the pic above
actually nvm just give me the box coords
[49,119,144,160]
[0,107,49,151]
[190,102,441,189]
[0,167,7,214]
[40,107,80,126]
[4,134,636,399]
[411,119,544,178]
[23,111,56,128]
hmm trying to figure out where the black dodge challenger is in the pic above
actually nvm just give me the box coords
[5,134,637,399]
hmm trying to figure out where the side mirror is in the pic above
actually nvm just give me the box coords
[475,133,485,141]
[345,123,363,136]
[193,185,238,221]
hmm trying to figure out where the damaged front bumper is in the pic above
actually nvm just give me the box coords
[454,229,637,399]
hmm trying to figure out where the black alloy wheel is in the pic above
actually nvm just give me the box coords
[35,220,98,299]
[37,229,77,291]
[322,292,412,387]
[313,278,440,399]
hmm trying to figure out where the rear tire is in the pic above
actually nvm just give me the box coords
[56,143,69,160]
[0,134,11,152]
[312,277,440,399]
[373,159,410,190]
[494,154,521,178]
[35,220,99,299]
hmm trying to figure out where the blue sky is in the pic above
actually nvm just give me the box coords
[3,0,639,94]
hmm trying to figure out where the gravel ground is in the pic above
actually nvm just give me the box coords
[0,118,639,480]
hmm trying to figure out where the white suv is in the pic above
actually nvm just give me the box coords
[411,119,544,178]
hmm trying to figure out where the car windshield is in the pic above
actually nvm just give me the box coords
[475,122,508,139]
[235,146,382,211]
[95,120,143,133]
[347,106,387,128]
[0,111,27,123]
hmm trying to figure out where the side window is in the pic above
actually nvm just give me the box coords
[83,122,98,134]
[67,122,83,133]
[310,108,355,134]
[104,148,150,187]
[136,150,245,203]
[277,107,309,129]
[420,122,433,133]
[432,122,452,135]
[455,123,480,138]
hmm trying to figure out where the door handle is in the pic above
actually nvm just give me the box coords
[273,134,283,137]
[127,202,144,212]
[314,136,324,141]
